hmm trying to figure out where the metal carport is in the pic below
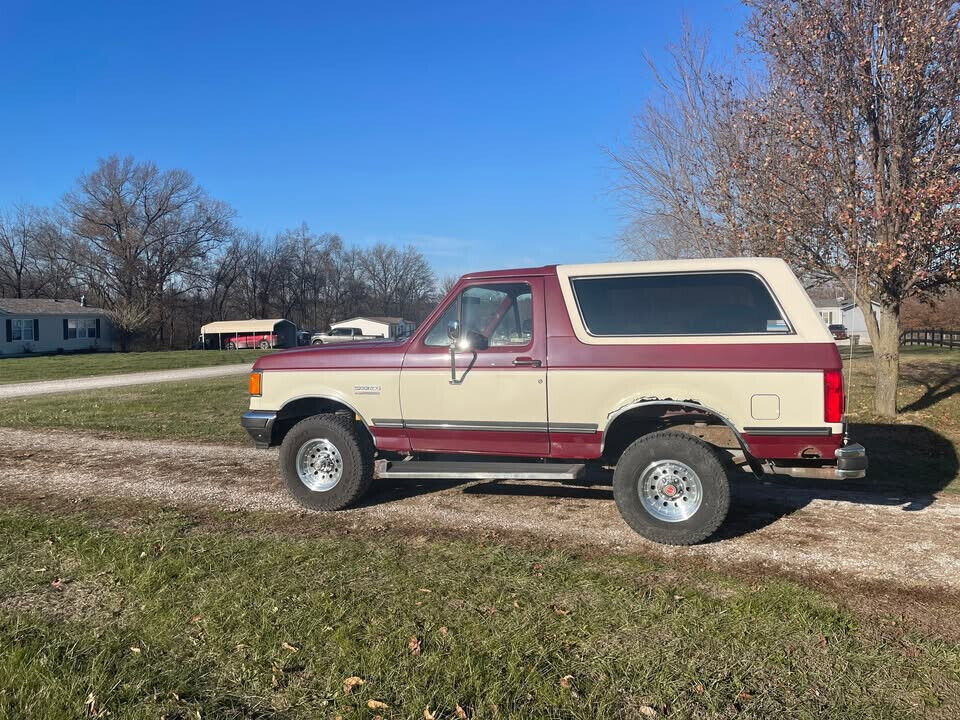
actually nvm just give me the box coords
[199,319,297,349]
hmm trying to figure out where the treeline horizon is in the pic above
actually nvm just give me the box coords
[0,156,447,350]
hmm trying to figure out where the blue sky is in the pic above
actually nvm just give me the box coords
[0,1,746,278]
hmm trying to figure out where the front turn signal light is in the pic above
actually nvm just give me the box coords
[249,371,262,397]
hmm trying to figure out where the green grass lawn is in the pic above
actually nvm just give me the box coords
[0,349,267,385]
[843,346,960,494]
[0,374,250,443]
[0,505,956,719]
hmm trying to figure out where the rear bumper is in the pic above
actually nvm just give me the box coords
[241,411,277,448]
[835,443,868,478]
[768,442,868,480]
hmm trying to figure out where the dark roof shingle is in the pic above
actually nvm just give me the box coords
[0,298,105,315]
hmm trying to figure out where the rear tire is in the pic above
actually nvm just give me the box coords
[312,339,323,345]
[613,430,730,545]
[259,340,271,350]
[280,414,374,511]
[226,341,237,350]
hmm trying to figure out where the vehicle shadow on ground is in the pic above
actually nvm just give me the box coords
[365,424,957,541]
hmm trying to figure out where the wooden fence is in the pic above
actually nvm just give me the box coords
[900,329,960,348]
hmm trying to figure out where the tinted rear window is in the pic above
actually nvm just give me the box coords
[571,272,788,336]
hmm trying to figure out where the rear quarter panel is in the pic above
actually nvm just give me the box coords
[549,259,843,458]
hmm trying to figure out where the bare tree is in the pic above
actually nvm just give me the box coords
[612,23,748,260]
[0,205,43,298]
[438,274,460,296]
[64,156,234,349]
[357,243,436,319]
[733,0,960,417]
[615,3,960,416]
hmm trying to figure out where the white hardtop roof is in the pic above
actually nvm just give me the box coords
[200,319,290,334]
[556,257,791,276]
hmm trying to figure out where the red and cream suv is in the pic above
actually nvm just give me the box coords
[242,258,867,545]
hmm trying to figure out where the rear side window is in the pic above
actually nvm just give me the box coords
[571,272,789,336]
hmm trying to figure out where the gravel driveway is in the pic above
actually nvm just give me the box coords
[0,364,251,399]
[2,427,959,596]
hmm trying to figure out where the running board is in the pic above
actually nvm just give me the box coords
[375,460,586,481]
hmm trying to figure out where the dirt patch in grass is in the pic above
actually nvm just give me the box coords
[0,578,123,624]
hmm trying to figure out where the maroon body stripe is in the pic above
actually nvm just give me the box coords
[405,429,549,457]
[370,426,411,453]
[741,433,841,459]
[545,336,841,371]
[549,432,603,459]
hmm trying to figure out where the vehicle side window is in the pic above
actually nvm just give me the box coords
[490,290,532,346]
[571,272,788,336]
[424,282,533,347]
[423,302,458,346]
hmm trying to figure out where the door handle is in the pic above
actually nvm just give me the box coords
[512,356,542,367]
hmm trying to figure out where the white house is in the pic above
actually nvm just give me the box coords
[330,316,416,339]
[809,293,881,340]
[0,298,112,357]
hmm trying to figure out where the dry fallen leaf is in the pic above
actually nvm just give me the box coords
[343,676,365,694]
[367,699,389,710]
[439,626,449,635]
[455,705,468,719]
[408,635,422,656]
[737,691,752,701]
[424,707,436,720]
[553,606,571,616]
[695,682,705,694]
[638,706,657,718]
[129,646,141,654]
[559,675,574,689]
[281,642,299,653]
[50,578,65,590]
[83,692,97,717]
[419,588,432,593]
[189,614,201,624]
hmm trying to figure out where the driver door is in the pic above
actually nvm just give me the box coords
[399,278,548,456]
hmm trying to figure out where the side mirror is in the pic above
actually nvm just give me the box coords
[446,320,460,343]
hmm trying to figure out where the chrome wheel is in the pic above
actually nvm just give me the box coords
[295,438,343,492]
[638,459,703,522]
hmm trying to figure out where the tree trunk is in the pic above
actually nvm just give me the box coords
[872,304,900,417]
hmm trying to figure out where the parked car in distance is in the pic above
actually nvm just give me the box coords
[225,332,280,350]
[828,324,849,340]
[296,330,312,346]
[242,258,867,546]
[311,327,382,344]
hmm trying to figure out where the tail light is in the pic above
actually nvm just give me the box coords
[823,369,844,423]
[249,371,262,397]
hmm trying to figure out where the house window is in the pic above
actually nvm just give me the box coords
[12,319,34,341]
[68,318,98,339]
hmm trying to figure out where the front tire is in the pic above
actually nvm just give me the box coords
[226,341,237,350]
[613,430,730,545]
[259,340,271,350]
[280,414,374,511]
